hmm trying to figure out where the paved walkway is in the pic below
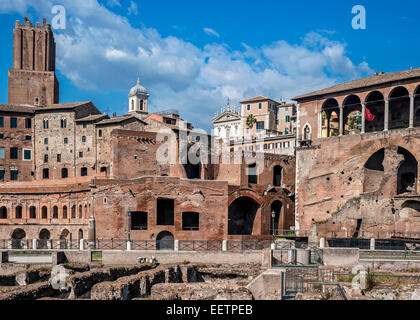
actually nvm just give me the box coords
[8,254,52,264]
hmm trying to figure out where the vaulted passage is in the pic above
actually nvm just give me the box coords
[156,231,174,250]
[228,197,260,235]
[11,228,26,249]
[365,91,385,133]
[389,87,410,130]
[397,147,418,195]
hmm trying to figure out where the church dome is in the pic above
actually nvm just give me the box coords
[129,77,149,96]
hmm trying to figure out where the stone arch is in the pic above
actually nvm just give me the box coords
[11,228,26,249]
[78,229,84,240]
[363,148,385,193]
[62,205,68,219]
[156,231,174,250]
[397,147,418,195]
[59,229,70,249]
[365,91,385,133]
[228,196,260,235]
[389,86,410,130]
[52,205,58,219]
[343,95,362,135]
[321,98,340,137]
[38,229,51,249]
[414,85,420,128]
[400,200,420,219]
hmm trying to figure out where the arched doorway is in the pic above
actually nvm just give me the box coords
[397,147,418,195]
[78,229,83,240]
[321,98,340,137]
[156,231,174,250]
[38,229,51,249]
[365,91,385,133]
[228,197,260,235]
[363,148,385,193]
[11,228,26,249]
[343,95,362,135]
[60,229,70,249]
[270,201,282,236]
[273,165,282,187]
[389,87,410,130]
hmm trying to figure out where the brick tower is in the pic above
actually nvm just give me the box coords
[8,17,59,106]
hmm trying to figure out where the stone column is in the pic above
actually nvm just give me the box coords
[174,240,179,251]
[126,240,132,251]
[32,239,37,250]
[339,105,344,136]
[222,240,227,251]
[361,103,366,134]
[410,95,414,129]
[319,238,325,248]
[384,100,389,131]
[88,218,96,249]
[370,238,375,251]
[80,239,85,251]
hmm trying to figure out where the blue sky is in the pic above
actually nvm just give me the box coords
[0,0,419,130]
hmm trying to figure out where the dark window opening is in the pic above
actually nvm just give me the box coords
[397,147,418,195]
[15,206,22,219]
[41,206,47,219]
[10,118,17,128]
[61,168,68,178]
[0,206,7,219]
[228,197,260,235]
[0,170,4,181]
[389,87,410,130]
[10,170,18,181]
[25,118,31,129]
[81,167,88,176]
[79,205,83,218]
[182,212,199,231]
[57,154,61,162]
[157,198,174,225]
[10,148,18,159]
[53,206,58,219]
[61,118,67,128]
[273,165,282,186]
[43,168,49,179]
[131,211,148,230]
[29,206,36,219]
[63,206,68,219]
[71,205,76,219]
[248,163,258,184]
[44,154,48,163]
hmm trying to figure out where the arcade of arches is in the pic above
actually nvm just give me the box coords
[321,85,420,138]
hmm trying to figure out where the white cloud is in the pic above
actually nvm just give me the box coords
[203,27,220,38]
[127,1,138,15]
[0,0,372,130]
[106,0,121,8]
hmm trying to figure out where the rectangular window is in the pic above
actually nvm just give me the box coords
[0,170,4,181]
[83,122,87,128]
[248,164,258,184]
[0,134,3,139]
[285,128,289,134]
[10,148,18,160]
[10,118,17,128]
[23,149,31,160]
[0,147,4,159]
[79,152,83,158]
[157,198,174,225]
[43,168,49,179]
[258,102,262,110]
[131,211,148,230]
[182,212,199,231]
[0,117,3,128]
[64,137,68,144]
[285,116,290,123]
[57,154,61,162]
[25,135,31,141]
[10,170,18,181]
[44,154,48,163]
[25,118,31,129]
[247,104,250,111]
[44,138,48,144]
[256,121,265,130]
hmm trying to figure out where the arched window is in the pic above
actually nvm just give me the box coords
[321,98,340,137]
[29,206,36,219]
[79,205,83,218]
[41,206,48,219]
[43,119,49,129]
[140,100,143,111]
[365,91,385,133]
[389,87,410,130]
[0,206,7,219]
[53,206,58,219]
[61,168,68,179]
[60,117,67,128]
[71,205,76,218]
[15,206,22,219]
[131,100,134,110]
[303,124,311,140]
[62,206,67,219]
[343,95,362,135]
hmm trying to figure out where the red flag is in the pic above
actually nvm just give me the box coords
[365,106,375,122]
